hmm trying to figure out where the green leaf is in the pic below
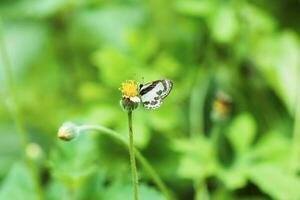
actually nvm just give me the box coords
[251,32,300,113]
[0,22,48,78]
[91,47,135,87]
[174,0,214,17]
[250,130,290,164]
[103,182,165,200]
[249,164,300,200]
[0,126,21,178]
[72,7,144,50]
[45,180,69,200]
[0,163,35,200]
[210,5,238,43]
[226,113,256,155]
[173,137,217,179]
[241,4,276,34]
[49,134,98,190]
[218,166,248,190]
[46,171,105,200]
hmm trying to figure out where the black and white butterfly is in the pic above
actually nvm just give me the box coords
[138,79,173,109]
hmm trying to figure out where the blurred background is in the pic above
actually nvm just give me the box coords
[0,0,299,199]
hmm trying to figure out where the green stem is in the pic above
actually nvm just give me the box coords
[0,19,43,200]
[189,38,215,138]
[194,179,209,200]
[290,65,300,173]
[78,124,175,200]
[128,111,139,200]
[211,124,221,148]
[189,68,210,137]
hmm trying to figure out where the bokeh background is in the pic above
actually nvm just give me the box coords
[0,0,299,199]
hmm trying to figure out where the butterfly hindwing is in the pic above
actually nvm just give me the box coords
[139,80,173,109]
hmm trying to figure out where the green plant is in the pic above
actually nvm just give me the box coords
[57,122,173,200]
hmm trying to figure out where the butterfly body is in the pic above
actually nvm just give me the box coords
[138,80,173,109]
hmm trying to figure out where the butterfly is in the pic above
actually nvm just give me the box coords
[138,80,173,109]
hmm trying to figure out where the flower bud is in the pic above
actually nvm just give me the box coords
[57,122,80,141]
[120,97,139,112]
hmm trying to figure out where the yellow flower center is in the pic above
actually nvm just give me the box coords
[120,80,138,98]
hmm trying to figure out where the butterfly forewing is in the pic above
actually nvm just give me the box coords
[139,80,173,109]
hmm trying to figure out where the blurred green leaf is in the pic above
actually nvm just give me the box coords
[73,6,144,50]
[218,165,248,190]
[174,0,213,17]
[251,32,300,113]
[49,134,98,190]
[226,113,257,155]
[103,182,165,200]
[92,47,135,87]
[0,126,21,178]
[46,171,105,200]
[210,5,238,43]
[241,3,276,34]
[249,164,300,200]
[0,22,49,78]
[0,163,35,200]
[126,30,160,63]
[173,137,216,179]
[250,130,290,164]
[85,105,121,127]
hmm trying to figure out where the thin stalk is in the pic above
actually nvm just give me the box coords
[194,179,209,200]
[0,19,43,200]
[290,65,300,173]
[189,68,210,137]
[211,124,221,148]
[194,124,221,200]
[189,38,214,138]
[128,111,139,200]
[78,124,174,200]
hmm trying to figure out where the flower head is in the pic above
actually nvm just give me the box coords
[211,91,232,121]
[119,80,140,112]
[120,80,139,98]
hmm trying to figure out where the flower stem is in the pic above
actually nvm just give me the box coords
[194,179,209,200]
[189,68,210,137]
[77,124,174,200]
[290,64,300,173]
[0,19,43,200]
[128,111,139,200]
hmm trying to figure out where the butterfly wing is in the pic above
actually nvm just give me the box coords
[139,80,173,109]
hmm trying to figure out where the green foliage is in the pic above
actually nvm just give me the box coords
[249,164,300,200]
[226,113,256,155]
[0,163,35,200]
[0,0,299,199]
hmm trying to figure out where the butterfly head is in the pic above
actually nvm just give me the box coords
[138,83,144,92]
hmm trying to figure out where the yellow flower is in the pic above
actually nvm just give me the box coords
[120,80,139,98]
[211,91,232,121]
[119,80,140,112]
[213,99,231,116]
